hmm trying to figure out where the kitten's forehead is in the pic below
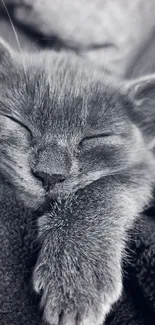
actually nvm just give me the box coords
[1,52,131,138]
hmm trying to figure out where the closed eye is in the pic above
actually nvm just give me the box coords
[79,133,112,145]
[2,114,33,138]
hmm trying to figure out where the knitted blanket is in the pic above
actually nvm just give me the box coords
[106,210,155,325]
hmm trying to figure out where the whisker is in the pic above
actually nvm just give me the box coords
[0,0,27,80]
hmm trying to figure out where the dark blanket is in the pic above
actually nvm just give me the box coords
[0,178,41,325]
[0,176,155,325]
[106,210,155,325]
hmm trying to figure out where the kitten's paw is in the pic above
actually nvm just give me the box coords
[43,286,122,325]
[33,259,122,325]
[33,213,123,325]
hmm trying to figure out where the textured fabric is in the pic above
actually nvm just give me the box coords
[106,211,155,325]
[0,177,40,325]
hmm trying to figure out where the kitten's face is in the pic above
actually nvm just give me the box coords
[0,42,154,210]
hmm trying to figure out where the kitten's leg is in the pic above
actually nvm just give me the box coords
[33,213,123,325]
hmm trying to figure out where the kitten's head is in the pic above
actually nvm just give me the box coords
[0,38,155,209]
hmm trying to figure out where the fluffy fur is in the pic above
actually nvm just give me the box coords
[0,39,155,325]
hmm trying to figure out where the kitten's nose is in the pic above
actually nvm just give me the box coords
[33,171,66,191]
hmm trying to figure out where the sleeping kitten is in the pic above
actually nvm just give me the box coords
[0,38,155,325]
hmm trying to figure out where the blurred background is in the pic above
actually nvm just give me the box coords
[0,0,155,79]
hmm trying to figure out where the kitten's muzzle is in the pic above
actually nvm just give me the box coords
[32,170,66,192]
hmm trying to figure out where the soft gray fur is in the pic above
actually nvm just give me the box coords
[0,38,155,325]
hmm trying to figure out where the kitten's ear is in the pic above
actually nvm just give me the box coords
[124,75,155,149]
[0,38,12,68]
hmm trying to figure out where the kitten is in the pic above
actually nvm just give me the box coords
[0,38,155,325]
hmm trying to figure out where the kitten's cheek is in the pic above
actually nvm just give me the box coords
[18,187,45,209]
